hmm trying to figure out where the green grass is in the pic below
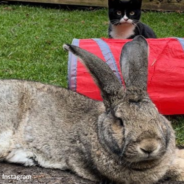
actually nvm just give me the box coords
[0,4,184,145]
[0,5,108,87]
[141,11,184,38]
[169,116,184,146]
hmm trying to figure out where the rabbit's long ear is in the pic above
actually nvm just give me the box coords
[120,36,148,91]
[63,44,123,109]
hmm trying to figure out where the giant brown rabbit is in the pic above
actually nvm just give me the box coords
[0,36,184,184]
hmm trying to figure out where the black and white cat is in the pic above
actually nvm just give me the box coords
[108,0,156,39]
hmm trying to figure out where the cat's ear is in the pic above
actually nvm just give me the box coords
[120,36,148,90]
[130,0,142,8]
[108,0,117,7]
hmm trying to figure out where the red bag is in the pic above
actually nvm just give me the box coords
[68,38,184,115]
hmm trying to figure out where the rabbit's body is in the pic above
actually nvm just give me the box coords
[0,80,101,169]
[0,80,175,184]
[0,36,184,184]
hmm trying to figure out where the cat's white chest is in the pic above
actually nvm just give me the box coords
[110,23,135,39]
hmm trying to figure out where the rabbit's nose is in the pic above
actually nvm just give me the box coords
[140,147,155,155]
[138,139,160,155]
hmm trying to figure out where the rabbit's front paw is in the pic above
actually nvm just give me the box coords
[176,148,184,159]
[6,149,36,166]
[173,169,184,181]
[168,157,184,181]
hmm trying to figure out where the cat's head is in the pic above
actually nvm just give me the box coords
[108,0,142,25]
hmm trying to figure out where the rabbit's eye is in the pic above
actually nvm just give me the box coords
[117,11,122,16]
[117,118,124,127]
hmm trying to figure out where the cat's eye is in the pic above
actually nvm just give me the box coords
[129,11,135,16]
[117,11,122,16]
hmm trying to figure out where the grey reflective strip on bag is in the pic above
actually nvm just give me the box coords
[93,38,123,83]
[176,38,184,51]
[67,38,79,91]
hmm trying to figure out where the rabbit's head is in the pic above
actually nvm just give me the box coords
[63,36,175,170]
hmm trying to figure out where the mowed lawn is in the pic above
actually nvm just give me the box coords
[0,3,184,145]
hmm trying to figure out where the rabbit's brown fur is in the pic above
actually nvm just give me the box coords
[0,36,183,184]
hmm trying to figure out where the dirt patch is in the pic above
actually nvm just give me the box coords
[0,163,94,184]
[0,163,182,184]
